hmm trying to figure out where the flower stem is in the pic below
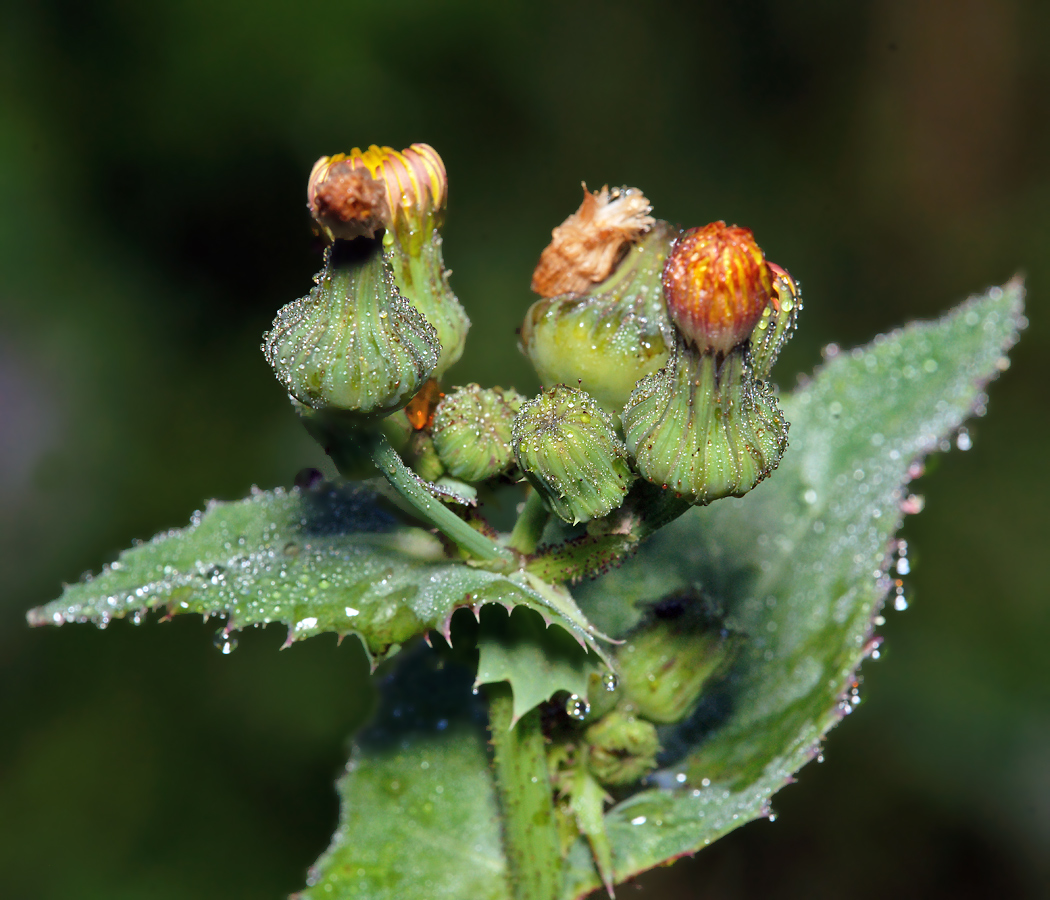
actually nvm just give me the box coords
[487,684,562,900]
[370,433,516,565]
[508,488,550,555]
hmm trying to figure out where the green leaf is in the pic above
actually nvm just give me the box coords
[27,481,609,667]
[475,605,601,724]
[560,282,1026,896]
[295,647,510,900]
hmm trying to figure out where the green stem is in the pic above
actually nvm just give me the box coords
[370,433,516,565]
[487,684,562,900]
[508,489,550,555]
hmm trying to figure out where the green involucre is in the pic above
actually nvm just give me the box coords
[432,384,525,482]
[513,385,635,524]
[616,618,740,724]
[264,238,438,419]
[749,272,802,381]
[623,340,788,504]
[384,211,471,377]
[584,709,661,786]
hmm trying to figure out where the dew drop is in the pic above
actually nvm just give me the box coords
[565,694,590,721]
[601,672,618,692]
[213,632,239,655]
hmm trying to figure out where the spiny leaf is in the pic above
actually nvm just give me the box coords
[560,281,1026,896]
[475,605,602,724]
[27,480,610,667]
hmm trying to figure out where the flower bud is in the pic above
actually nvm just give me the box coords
[531,184,655,298]
[264,238,439,420]
[617,619,740,724]
[584,709,661,786]
[405,431,444,482]
[662,221,774,355]
[512,386,635,524]
[308,144,468,378]
[520,222,677,416]
[431,384,525,482]
[622,339,788,504]
[749,263,801,381]
[308,143,446,239]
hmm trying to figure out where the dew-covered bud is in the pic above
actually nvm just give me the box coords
[308,144,468,378]
[662,222,774,355]
[749,262,802,381]
[512,386,635,524]
[520,222,676,416]
[431,384,525,482]
[622,339,788,504]
[584,709,661,786]
[617,619,740,724]
[264,238,438,420]
[531,184,655,298]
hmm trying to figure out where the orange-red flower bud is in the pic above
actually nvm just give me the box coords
[662,222,773,354]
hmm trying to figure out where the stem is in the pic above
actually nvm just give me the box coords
[487,684,562,900]
[508,488,550,555]
[370,433,516,565]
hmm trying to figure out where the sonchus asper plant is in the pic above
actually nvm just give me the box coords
[29,142,1027,900]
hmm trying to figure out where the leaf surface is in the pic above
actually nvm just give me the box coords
[475,605,601,724]
[28,481,608,665]
[561,282,1026,896]
[295,647,510,900]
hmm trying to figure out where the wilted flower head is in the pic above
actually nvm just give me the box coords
[662,221,774,355]
[308,143,447,240]
[531,184,655,298]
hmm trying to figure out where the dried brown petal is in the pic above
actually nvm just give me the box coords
[531,184,654,298]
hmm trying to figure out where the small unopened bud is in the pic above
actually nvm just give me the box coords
[617,619,740,724]
[431,384,525,482]
[531,185,655,298]
[622,339,788,504]
[584,709,661,786]
[264,239,438,419]
[512,386,635,524]
[662,222,774,355]
[405,431,445,482]
[749,263,802,381]
[520,222,677,416]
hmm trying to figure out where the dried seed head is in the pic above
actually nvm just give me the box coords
[531,184,655,298]
[520,222,677,417]
[662,222,774,355]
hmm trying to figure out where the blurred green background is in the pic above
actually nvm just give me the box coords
[1,1,1047,897]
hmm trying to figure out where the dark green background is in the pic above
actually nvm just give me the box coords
[1,1,1047,897]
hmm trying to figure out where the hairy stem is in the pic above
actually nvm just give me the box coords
[370,433,516,565]
[508,488,550,555]
[487,684,562,900]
